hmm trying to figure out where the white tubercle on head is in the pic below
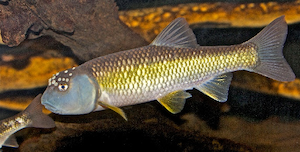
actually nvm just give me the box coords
[42,66,99,115]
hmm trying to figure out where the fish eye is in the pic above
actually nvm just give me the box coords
[58,84,68,91]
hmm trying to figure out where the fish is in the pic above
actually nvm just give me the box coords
[0,94,55,149]
[41,16,295,120]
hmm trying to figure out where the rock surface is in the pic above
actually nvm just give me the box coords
[14,102,252,152]
[0,0,148,61]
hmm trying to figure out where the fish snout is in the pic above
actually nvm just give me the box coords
[41,88,62,114]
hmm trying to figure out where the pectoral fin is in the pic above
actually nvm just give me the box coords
[157,90,192,114]
[196,73,233,102]
[98,101,128,121]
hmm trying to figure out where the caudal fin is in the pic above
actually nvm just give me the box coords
[25,94,56,128]
[245,16,295,82]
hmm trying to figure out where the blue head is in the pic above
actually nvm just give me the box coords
[41,67,99,115]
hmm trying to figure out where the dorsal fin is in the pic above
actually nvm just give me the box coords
[150,18,199,48]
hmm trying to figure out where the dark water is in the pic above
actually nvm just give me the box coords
[0,108,19,120]
[228,87,300,121]
[116,0,292,10]
[0,87,46,120]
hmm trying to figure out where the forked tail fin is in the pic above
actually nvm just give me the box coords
[25,94,56,128]
[245,16,295,82]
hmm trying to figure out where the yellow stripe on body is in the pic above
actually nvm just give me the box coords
[92,43,258,107]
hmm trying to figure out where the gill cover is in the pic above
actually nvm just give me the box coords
[41,74,98,115]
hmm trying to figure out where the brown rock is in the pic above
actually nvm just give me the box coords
[0,0,148,61]
[16,103,252,152]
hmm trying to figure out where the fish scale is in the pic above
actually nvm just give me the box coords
[0,113,31,136]
[83,42,258,108]
[41,16,295,120]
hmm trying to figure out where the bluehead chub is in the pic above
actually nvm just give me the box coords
[41,16,295,120]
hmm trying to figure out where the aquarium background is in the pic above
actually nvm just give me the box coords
[1,0,300,151]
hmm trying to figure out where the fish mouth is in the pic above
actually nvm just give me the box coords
[42,101,62,114]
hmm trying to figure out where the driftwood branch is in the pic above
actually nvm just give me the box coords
[0,0,148,61]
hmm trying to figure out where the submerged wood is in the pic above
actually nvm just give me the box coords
[0,0,148,61]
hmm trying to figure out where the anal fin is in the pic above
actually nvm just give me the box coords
[98,101,128,121]
[196,73,233,102]
[157,90,192,114]
[3,134,19,148]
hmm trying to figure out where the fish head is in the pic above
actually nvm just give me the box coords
[41,67,99,115]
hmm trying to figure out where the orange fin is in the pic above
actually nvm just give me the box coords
[98,101,128,121]
[157,90,191,114]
